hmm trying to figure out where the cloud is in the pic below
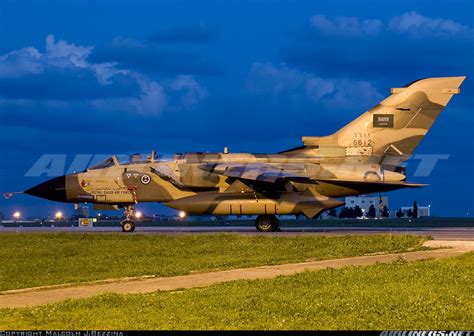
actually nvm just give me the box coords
[45,34,92,68]
[91,37,221,77]
[0,35,208,114]
[247,62,310,93]
[0,35,139,100]
[283,12,474,85]
[389,11,474,39]
[166,75,209,107]
[310,15,383,36]
[0,48,44,78]
[149,24,219,44]
[107,36,146,49]
[0,69,141,100]
[90,77,169,115]
[309,12,474,39]
[247,62,382,108]
[130,80,168,115]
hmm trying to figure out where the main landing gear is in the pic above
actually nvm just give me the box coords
[121,205,136,233]
[255,215,280,232]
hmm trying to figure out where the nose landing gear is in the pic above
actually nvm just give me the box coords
[121,205,136,232]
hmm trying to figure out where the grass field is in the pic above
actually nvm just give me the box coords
[0,233,427,291]
[1,252,471,330]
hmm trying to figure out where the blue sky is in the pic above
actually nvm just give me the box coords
[0,0,473,218]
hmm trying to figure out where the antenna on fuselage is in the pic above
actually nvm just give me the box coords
[148,149,156,163]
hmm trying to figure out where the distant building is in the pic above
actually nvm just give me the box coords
[345,195,388,217]
[223,215,254,221]
[401,205,431,218]
[186,215,219,221]
[75,205,90,218]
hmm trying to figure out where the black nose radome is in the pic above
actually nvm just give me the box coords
[24,175,67,202]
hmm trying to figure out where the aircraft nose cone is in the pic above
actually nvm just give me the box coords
[24,175,67,202]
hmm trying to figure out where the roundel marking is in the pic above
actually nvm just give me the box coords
[141,174,151,185]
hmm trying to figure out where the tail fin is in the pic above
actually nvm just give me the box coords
[302,76,466,160]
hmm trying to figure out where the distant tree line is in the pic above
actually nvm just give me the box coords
[325,201,422,219]
[333,204,390,219]
[396,201,419,218]
[338,206,363,218]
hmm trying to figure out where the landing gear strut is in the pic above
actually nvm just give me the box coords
[121,205,136,233]
[255,215,280,232]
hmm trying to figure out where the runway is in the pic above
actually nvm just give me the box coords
[1,225,473,240]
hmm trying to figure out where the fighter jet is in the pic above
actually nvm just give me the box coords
[9,77,465,232]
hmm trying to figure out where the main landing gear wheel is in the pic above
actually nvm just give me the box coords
[121,220,136,233]
[255,215,280,232]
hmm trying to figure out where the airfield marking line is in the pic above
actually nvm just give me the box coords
[0,240,472,309]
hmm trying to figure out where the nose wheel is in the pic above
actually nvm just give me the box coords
[255,215,280,232]
[121,220,136,233]
[121,205,136,233]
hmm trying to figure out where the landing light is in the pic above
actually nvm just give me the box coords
[135,211,143,219]
[13,211,21,220]
[55,211,63,220]
[179,211,186,219]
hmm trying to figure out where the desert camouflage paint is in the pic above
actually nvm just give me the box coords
[23,77,465,219]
